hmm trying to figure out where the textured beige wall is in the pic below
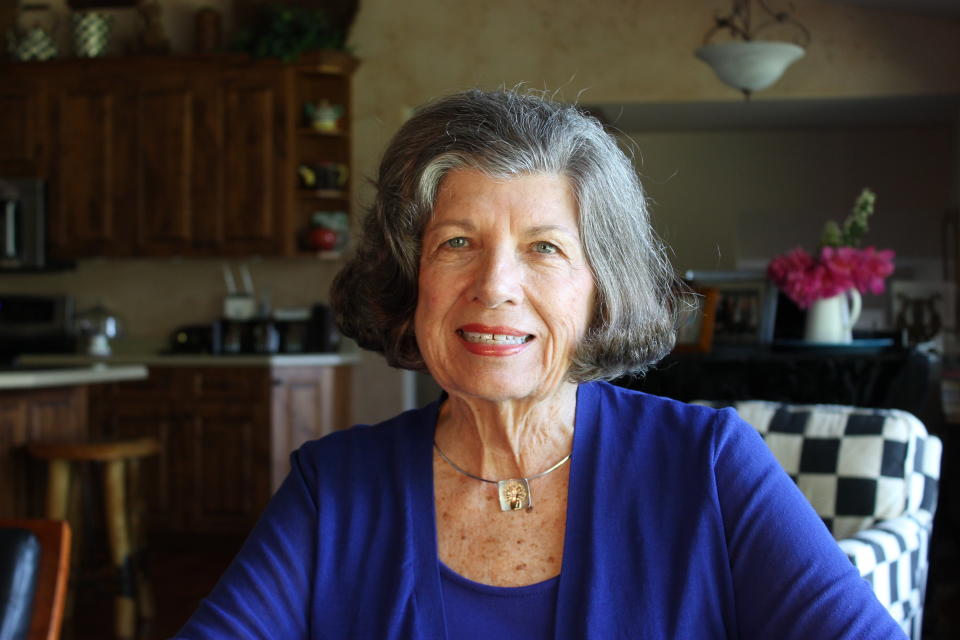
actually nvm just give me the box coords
[0,258,336,338]
[630,125,954,273]
[4,0,959,421]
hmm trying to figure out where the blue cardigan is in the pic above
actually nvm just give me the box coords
[176,381,906,639]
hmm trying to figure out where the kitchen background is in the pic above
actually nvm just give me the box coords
[0,0,958,426]
[1,1,958,638]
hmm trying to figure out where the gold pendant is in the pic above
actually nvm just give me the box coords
[497,478,531,511]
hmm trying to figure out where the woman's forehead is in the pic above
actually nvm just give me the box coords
[428,169,579,228]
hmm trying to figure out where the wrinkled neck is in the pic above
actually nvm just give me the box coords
[434,382,577,480]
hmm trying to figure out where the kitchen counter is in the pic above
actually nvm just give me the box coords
[0,364,148,390]
[19,352,362,368]
[64,352,356,535]
[0,363,149,518]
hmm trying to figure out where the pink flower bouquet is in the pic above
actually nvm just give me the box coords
[766,188,895,309]
[767,245,895,309]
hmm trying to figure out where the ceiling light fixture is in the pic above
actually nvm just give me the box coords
[695,0,811,100]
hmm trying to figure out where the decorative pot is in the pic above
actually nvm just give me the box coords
[8,3,59,61]
[804,289,862,344]
[73,12,111,58]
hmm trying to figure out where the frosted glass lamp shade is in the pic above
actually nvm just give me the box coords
[695,41,805,93]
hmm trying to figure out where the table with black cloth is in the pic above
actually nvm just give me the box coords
[614,346,933,417]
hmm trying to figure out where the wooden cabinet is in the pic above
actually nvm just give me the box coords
[133,70,214,255]
[46,66,135,258]
[0,74,46,177]
[90,364,351,535]
[219,63,288,256]
[0,386,88,518]
[132,61,289,256]
[0,52,356,259]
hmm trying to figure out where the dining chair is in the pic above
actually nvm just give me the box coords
[0,519,71,640]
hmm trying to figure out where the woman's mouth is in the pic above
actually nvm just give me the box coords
[455,325,534,356]
[457,330,533,345]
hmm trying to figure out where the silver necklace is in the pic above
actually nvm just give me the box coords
[433,441,571,511]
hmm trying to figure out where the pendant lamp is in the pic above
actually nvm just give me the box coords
[695,0,811,100]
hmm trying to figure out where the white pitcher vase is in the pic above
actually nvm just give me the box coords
[804,289,862,344]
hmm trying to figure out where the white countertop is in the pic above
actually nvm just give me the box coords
[0,364,148,390]
[19,352,362,368]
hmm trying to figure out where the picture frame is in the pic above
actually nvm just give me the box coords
[684,271,778,346]
[889,279,957,348]
[675,287,719,353]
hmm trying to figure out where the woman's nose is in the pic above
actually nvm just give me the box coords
[472,248,523,308]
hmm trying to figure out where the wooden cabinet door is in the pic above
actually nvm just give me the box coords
[269,365,351,491]
[92,369,182,528]
[0,397,28,517]
[219,65,289,255]
[46,67,136,258]
[133,67,224,255]
[103,403,179,529]
[133,71,199,254]
[0,387,88,518]
[0,71,46,177]
[187,403,271,533]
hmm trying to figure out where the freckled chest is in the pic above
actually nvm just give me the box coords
[433,453,568,587]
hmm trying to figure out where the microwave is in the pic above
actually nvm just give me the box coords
[0,178,46,269]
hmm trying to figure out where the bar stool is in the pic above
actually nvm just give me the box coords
[27,436,160,640]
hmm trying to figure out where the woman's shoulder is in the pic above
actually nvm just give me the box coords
[582,380,752,456]
[586,380,733,429]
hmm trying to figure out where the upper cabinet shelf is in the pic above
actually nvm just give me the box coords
[293,50,361,76]
[0,52,358,260]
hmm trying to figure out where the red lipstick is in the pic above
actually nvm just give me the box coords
[457,324,533,357]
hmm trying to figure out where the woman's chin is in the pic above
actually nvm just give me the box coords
[432,372,523,402]
[439,371,571,405]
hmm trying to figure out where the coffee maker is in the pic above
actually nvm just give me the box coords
[171,304,340,355]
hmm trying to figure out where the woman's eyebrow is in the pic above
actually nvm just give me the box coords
[425,219,477,233]
[525,224,577,238]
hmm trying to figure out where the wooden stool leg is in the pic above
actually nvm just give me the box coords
[127,457,154,621]
[103,459,136,640]
[45,459,71,519]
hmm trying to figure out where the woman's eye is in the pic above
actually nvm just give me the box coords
[533,241,558,254]
[445,237,469,249]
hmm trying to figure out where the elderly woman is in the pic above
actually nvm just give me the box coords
[176,90,904,639]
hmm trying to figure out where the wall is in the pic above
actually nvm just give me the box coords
[3,0,959,424]
[628,125,954,273]
[347,0,960,421]
[0,258,336,339]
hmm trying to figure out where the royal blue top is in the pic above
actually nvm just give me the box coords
[174,381,906,639]
[439,562,559,639]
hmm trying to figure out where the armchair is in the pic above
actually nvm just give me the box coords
[697,400,942,640]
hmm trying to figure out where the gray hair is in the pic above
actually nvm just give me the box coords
[331,88,683,380]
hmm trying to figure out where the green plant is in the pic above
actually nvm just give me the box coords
[232,4,346,62]
[820,187,877,248]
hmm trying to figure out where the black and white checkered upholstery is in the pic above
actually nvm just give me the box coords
[696,400,942,640]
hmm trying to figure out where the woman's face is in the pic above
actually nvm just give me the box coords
[415,169,595,403]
